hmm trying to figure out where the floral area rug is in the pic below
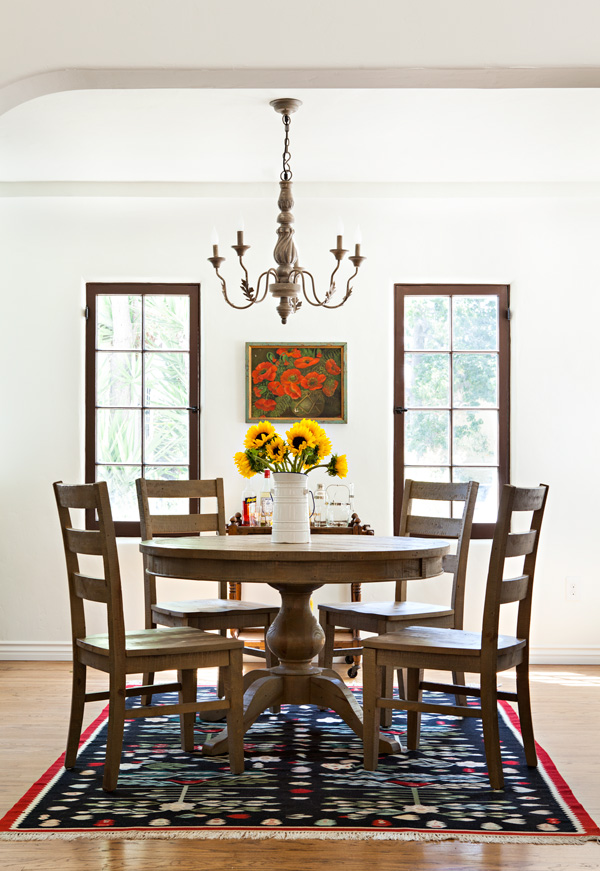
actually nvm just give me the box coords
[1,687,598,842]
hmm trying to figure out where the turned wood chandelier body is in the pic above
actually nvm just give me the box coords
[208,98,365,324]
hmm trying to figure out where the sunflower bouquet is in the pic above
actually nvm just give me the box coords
[234,418,348,479]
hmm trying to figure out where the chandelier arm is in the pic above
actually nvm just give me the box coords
[320,266,359,309]
[255,269,277,303]
[297,270,325,307]
[214,268,259,310]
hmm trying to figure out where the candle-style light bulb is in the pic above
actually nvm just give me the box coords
[211,226,219,257]
[354,225,362,257]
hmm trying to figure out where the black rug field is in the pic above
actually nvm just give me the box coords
[1,687,598,842]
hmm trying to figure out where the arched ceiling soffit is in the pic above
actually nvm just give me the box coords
[3,67,600,118]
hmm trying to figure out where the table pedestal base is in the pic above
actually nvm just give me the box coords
[201,667,402,757]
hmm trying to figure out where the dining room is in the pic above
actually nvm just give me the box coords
[1,1,600,868]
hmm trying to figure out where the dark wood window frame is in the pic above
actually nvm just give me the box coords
[85,282,201,537]
[394,283,510,539]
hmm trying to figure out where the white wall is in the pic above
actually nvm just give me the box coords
[1,189,599,662]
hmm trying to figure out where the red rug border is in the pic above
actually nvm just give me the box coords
[1,691,599,837]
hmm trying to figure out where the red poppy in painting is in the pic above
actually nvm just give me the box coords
[281,368,303,400]
[276,347,301,358]
[325,359,341,375]
[295,356,320,369]
[323,379,338,397]
[252,361,277,384]
[255,398,277,413]
[254,386,263,397]
[300,371,326,391]
[267,380,285,396]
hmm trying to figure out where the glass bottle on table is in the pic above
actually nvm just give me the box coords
[313,482,326,527]
[260,469,274,526]
[242,483,257,526]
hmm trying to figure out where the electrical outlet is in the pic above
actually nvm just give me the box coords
[565,576,579,600]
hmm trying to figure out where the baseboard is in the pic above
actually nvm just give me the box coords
[1,642,599,665]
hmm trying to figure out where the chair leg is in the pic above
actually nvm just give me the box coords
[396,668,407,700]
[480,670,504,790]
[223,649,245,774]
[515,659,537,767]
[380,665,394,728]
[453,670,468,708]
[179,669,197,753]
[141,671,155,707]
[362,648,381,771]
[264,624,281,714]
[65,659,87,769]
[406,668,423,750]
[103,673,126,792]
[318,615,335,669]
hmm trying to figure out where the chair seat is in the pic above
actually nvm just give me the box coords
[76,626,243,657]
[319,600,454,621]
[153,598,279,619]
[363,625,526,657]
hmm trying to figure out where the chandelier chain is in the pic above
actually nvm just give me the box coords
[280,114,292,182]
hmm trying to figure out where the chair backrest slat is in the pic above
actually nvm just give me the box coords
[405,515,464,539]
[72,573,109,604]
[395,479,478,623]
[145,513,222,536]
[65,528,104,556]
[141,479,219,500]
[407,481,473,502]
[499,574,529,604]
[505,530,537,559]
[481,484,549,660]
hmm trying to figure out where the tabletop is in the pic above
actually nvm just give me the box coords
[140,533,450,584]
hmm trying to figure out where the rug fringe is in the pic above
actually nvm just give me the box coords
[1,829,598,843]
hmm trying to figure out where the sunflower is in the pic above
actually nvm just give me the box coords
[234,451,256,478]
[286,422,317,456]
[326,453,348,478]
[300,418,326,441]
[266,436,287,464]
[244,421,276,450]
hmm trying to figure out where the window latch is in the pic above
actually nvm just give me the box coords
[188,406,199,414]
[394,406,408,414]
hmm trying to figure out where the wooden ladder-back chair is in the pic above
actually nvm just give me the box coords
[54,481,245,792]
[136,478,280,701]
[362,483,549,791]
[318,479,478,719]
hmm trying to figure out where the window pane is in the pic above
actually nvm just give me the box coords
[144,353,189,407]
[144,465,191,514]
[144,409,189,464]
[453,410,498,465]
[405,411,450,464]
[452,297,498,351]
[96,352,141,407]
[453,354,498,408]
[404,467,451,518]
[96,409,141,463]
[405,354,449,408]
[144,295,190,350]
[453,467,499,523]
[97,295,141,350]
[404,297,450,351]
[96,464,141,522]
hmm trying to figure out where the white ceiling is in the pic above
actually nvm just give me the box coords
[1,88,600,184]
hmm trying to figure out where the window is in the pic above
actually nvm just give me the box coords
[394,284,510,538]
[85,283,200,536]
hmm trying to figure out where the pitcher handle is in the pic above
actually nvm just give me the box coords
[308,489,316,518]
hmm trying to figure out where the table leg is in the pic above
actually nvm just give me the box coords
[202,583,400,757]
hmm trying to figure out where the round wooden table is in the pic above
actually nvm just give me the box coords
[140,534,450,756]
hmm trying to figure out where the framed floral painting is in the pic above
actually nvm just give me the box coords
[246,343,347,423]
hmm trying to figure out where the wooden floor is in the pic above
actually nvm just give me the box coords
[0,661,598,870]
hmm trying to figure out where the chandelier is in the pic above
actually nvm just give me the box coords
[208,98,365,324]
